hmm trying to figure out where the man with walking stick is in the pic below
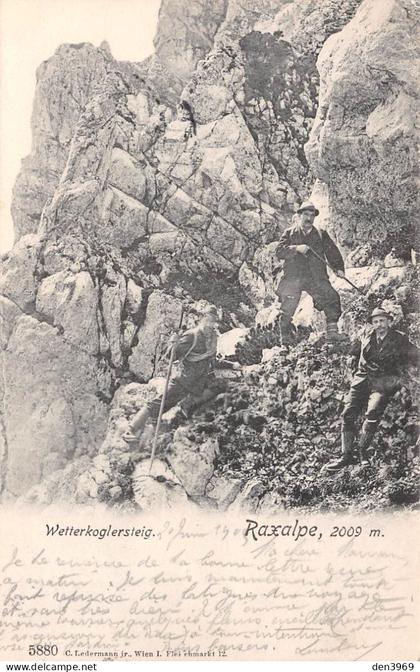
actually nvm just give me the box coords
[275,201,348,345]
[123,305,233,448]
[325,307,420,472]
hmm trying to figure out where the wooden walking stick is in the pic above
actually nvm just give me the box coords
[148,307,185,473]
[307,245,365,295]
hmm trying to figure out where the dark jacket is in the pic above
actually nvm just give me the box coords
[172,326,218,393]
[350,327,419,391]
[276,225,344,282]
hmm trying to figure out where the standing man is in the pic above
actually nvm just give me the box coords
[325,307,419,472]
[275,201,346,344]
[123,306,234,444]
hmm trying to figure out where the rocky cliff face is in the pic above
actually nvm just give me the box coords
[11,44,112,240]
[306,0,419,258]
[148,0,228,103]
[1,0,418,507]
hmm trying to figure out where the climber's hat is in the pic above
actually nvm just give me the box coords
[297,200,319,216]
[369,307,393,322]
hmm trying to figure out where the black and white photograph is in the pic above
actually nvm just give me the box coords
[0,0,418,664]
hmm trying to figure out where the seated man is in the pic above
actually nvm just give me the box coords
[275,201,346,344]
[123,305,237,443]
[325,307,419,472]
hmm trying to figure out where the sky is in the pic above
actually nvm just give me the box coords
[0,0,161,252]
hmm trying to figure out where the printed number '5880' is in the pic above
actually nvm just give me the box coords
[28,645,58,656]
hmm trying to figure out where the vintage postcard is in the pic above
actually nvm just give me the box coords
[0,0,418,664]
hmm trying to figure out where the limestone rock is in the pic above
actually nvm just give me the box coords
[167,426,218,496]
[255,304,281,327]
[12,44,111,239]
[147,0,228,102]
[107,149,149,203]
[18,456,93,507]
[92,453,112,473]
[36,270,99,355]
[228,477,267,512]
[207,217,248,265]
[128,291,183,380]
[100,186,149,248]
[205,474,243,510]
[71,394,109,458]
[238,262,266,308]
[306,0,418,255]
[0,235,41,310]
[252,241,283,301]
[148,211,177,235]
[384,250,406,268]
[256,490,285,514]
[217,328,248,357]
[42,236,89,275]
[149,232,181,254]
[100,270,126,368]
[0,297,22,349]
[132,458,189,510]
[2,315,108,498]
[259,0,362,57]
[126,279,144,316]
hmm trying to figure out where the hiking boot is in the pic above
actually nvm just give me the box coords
[324,429,357,473]
[358,450,370,467]
[122,431,140,444]
[324,453,358,473]
[122,407,149,444]
[326,321,348,344]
